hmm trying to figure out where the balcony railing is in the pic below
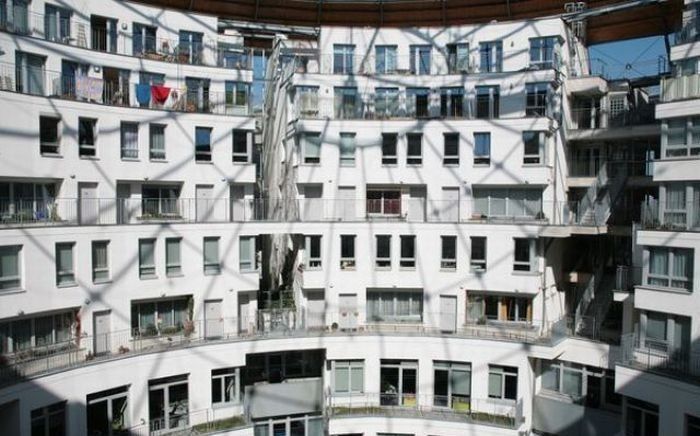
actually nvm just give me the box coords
[0,198,613,228]
[640,200,700,231]
[675,17,700,46]
[0,313,566,388]
[620,333,700,380]
[0,10,254,69]
[661,74,700,102]
[568,159,653,178]
[0,62,253,115]
[569,106,656,130]
[327,393,519,429]
[126,409,249,436]
[614,265,642,292]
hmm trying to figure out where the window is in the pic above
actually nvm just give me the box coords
[55,242,75,286]
[530,37,557,69]
[447,43,470,73]
[526,83,548,117]
[375,87,400,119]
[400,235,416,268]
[142,185,180,217]
[664,184,689,228]
[296,86,319,116]
[212,367,240,405]
[177,30,203,64]
[78,118,97,157]
[132,23,157,56]
[148,374,189,432]
[0,310,75,354]
[305,235,322,269]
[406,88,430,118]
[441,236,457,270]
[44,4,71,42]
[664,117,700,157]
[647,246,693,290]
[375,235,391,269]
[40,116,60,155]
[0,245,21,290]
[440,87,465,118]
[523,131,545,164]
[239,236,257,271]
[16,51,45,95]
[368,290,423,323]
[473,132,491,165]
[195,127,212,162]
[339,132,356,166]
[87,386,129,436]
[406,133,422,165]
[626,398,659,436]
[640,310,691,356]
[434,362,471,409]
[488,365,517,400]
[149,124,166,160]
[132,297,189,337]
[31,402,66,436]
[335,87,359,119]
[472,187,543,219]
[165,238,181,277]
[225,81,248,114]
[340,235,356,270]
[301,132,321,164]
[443,133,460,165]
[480,41,503,73]
[380,360,418,406]
[375,45,397,74]
[687,415,700,436]
[467,294,532,323]
[410,45,431,74]
[381,133,398,165]
[90,15,118,53]
[333,360,364,394]
[470,237,487,271]
[185,77,210,112]
[120,122,138,159]
[203,237,220,275]
[513,238,536,272]
[139,239,156,279]
[476,86,499,119]
[232,130,249,163]
[367,190,401,216]
[333,44,355,74]
[92,241,109,283]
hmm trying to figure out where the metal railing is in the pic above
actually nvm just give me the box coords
[641,200,700,231]
[614,265,642,292]
[0,312,566,388]
[0,198,615,227]
[126,409,250,436]
[568,106,656,130]
[620,333,700,379]
[568,160,653,178]
[327,393,519,428]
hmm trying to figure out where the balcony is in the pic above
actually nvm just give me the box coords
[620,333,700,381]
[569,106,656,130]
[660,74,700,102]
[674,18,700,46]
[640,200,700,231]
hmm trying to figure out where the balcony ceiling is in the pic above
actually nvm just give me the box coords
[134,0,682,44]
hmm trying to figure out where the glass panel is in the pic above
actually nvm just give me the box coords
[335,366,350,392]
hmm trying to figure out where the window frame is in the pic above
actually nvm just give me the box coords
[645,246,694,291]
[39,116,61,155]
[55,242,76,287]
[195,126,213,162]
[239,236,258,272]
[304,235,322,270]
[301,132,322,165]
[91,240,110,283]
[0,245,22,291]
[513,238,537,272]
[203,236,221,275]
[400,235,416,269]
[381,133,398,165]
[339,132,356,166]
[375,235,392,269]
[440,236,457,270]
[406,133,423,165]
[488,365,518,401]
[149,124,166,161]
[120,121,139,160]
[165,237,182,277]
[340,235,356,270]
[78,117,98,158]
[31,401,66,436]
[473,132,491,165]
[523,131,546,165]
[470,236,487,272]
[333,360,365,394]
[211,367,240,405]
[138,238,157,279]
[443,133,460,166]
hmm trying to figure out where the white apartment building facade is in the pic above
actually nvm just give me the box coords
[0,0,690,435]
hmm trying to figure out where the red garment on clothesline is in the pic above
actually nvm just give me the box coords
[151,85,171,104]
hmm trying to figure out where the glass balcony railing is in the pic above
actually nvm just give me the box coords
[661,74,700,102]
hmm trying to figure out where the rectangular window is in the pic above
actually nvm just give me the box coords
[44,4,71,42]
[296,86,319,116]
[523,131,545,164]
[149,124,166,160]
[120,122,138,159]
[406,88,430,118]
[400,235,416,268]
[382,133,398,165]
[55,242,75,286]
[375,45,397,74]
[132,297,189,336]
[301,132,321,164]
[16,51,45,95]
[367,190,401,216]
[686,415,700,436]
[664,184,688,228]
[333,44,355,74]
[433,361,471,409]
[178,30,203,64]
[333,360,364,394]
[203,237,220,275]
[91,241,109,283]
[232,130,249,163]
[165,238,182,276]
[148,374,189,431]
[239,236,257,271]
[472,187,544,219]
[626,398,659,436]
[480,41,503,73]
[87,386,129,435]
[31,402,66,436]
[476,86,499,119]
[443,133,460,165]
[470,237,487,271]
[339,132,356,166]
[40,116,60,155]
[380,360,418,406]
[526,83,548,117]
[0,245,21,291]
[142,185,180,217]
[406,133,423,165]
[211,368,239,405]
[441,236,457,270]
[139,238,156,279]
[647,246,693,291]
[195,127,212,162]
[513,238,536,272]
[410,45,431,74]
[375,87,399,119]
[78,118,97,157]
[447,43,470,73]
[530,37,557,69]
[340,235,356,270]
[305,235,322,269]
[132,23,157,56]
[225,81,248,114]
[440,87,464,118]
[375,235,391,269]
[473,132,491,165]
[488,365,518,400]
[665,117,700,157]
[334,87,359,119]
[368,291,423,323]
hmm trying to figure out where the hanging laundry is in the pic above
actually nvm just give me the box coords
[151,85,171,104]
[75,73,90,100]
[87,77,104,103]
[136,83,151,106]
